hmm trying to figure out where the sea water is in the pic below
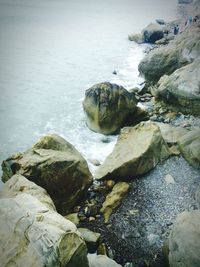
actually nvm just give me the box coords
[0,0,178,178]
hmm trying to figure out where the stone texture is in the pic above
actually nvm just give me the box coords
[0,174,55,211]
[82,82,137,135]
[88,254,122,267]
[154,58,200,115]
[78,228,101,253]
[1,134,93,214]
[168,210,200,267]
[178,129,200,168]
[100,182,130,223]
[155,122,188,144]
[0,182,89,267]
[95,121,170,180]
[138,24,200,83]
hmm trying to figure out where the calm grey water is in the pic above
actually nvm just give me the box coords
[0,0,177,177]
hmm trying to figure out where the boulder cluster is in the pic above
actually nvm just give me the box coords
[1,2,200,267]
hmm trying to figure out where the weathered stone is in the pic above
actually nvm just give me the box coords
[0,174,55,211]
[155,122,188,144]
[100,182,130,223]
[95,122,170,180]
[195,187,200,209]
[167,210,200,267]
[65,213,80,226]
[142,23,165,43]
[1,134,93,214]
[78,228,101,253]
[82,82,137,135]
[88,254,122,267]
[178,129,200,168]
[139,24,200,83]
[0,192,89,267]
[154,59,200,115]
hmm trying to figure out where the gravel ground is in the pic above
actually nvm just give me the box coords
[80,156,200,267]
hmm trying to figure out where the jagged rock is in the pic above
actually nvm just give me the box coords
[0,174,55,211]
[88,254,122,267]
[78,228,101,253]
[138,24,200,83]
[0,189,89,267]
[100,182,129,223]
[95,121,170,180]
[178,129,200,168]
[82,82,137,135]
[1,134,93,214]
[154,58,200,115]
[167,210,200,267]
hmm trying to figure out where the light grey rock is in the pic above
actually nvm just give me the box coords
[155,58,200,115]
[178,128,200,168]
[0,174,55,211]
[0,192,89,267]
[88,254,122,267]
[139,24,200,83]
[168,210,200,267]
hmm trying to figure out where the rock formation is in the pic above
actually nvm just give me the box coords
[1,134,93,214]
[82,82,137,135]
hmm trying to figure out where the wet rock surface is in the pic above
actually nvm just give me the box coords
[80,156,200,267]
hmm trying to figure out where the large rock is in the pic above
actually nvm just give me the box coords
[0,180,89,267]
[100,182,129,223]
[167,210,200,267]
[88,254,122,267]
[178,129,200,168]
[154,58,200,115]
[0,174,56,210]
[82,82,137,135]
[138,24,200,83]
[1,134,93,214]
[142,23,165,43]
[155,122,188,144]
[129,23,167,44]
[95,121,170,180]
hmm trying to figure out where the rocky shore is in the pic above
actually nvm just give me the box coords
[0,1,200,267]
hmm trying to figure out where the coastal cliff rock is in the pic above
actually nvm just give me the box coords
[138,23,200,83]
[153,58,200,115]
[167,210,200,267]
[178,129,200,168]
[95,122,170,180]
[82,82,137,135]
[1,134,93,214]
[129,22,166,43]
[0,193,89,267]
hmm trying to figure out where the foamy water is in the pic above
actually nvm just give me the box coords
[0,0,178,178]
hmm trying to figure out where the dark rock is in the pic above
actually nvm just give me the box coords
[82,82,137,135]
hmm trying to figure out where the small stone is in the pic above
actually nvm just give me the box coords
[105,180,115,189]
[97,243,107,255]
[78,228,101,253]
[164,174,175,185]
[88,216,96,222]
